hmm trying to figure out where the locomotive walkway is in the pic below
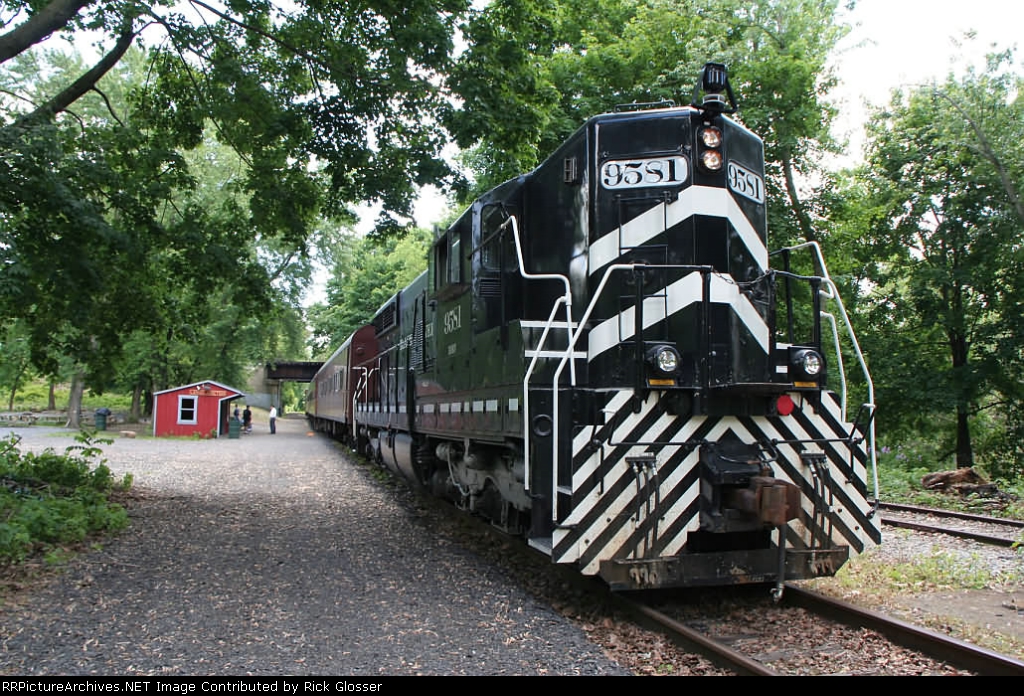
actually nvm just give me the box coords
[0,415,629,676]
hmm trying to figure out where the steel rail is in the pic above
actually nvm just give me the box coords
[610,593,778,676]
[879,501,1024,528]
[879,501,1023,547]
[881,517,1019,547]
[783,584,1024,676]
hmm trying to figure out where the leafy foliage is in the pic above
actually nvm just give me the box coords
[306,228,432,358]
[0,432,131,563]
[444,0,848,244]
[845,50,1024,470]
[1,1,470,401]
[874,441,1024,520]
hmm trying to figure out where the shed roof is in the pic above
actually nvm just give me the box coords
[153,380,245,397]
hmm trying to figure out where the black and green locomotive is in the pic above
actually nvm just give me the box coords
[307,63,881,593]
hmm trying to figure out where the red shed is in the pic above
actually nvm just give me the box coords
[152,380,245,438]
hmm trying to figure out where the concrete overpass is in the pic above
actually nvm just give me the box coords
[244,361,323,413]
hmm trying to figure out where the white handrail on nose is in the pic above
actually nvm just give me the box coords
[500,215,575,493]
[774,240,878,506]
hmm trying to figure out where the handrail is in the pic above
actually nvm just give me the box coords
[501,215,575,492]
[771,241,878,505]
[511,232,876,520]
[550,262,662,520]
[821,312,847,416]
[520,296,569,491]
[503,215,575,383]
[351,366,376,440]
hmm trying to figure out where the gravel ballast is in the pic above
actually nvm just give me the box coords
[0,416,631,676]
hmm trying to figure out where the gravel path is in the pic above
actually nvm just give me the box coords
[0,416,630,676]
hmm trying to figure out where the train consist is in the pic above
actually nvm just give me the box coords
[307,63,881,593]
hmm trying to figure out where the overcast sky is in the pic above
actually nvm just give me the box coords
[830,0,1022,158]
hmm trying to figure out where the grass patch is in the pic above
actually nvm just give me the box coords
[828,539,1008,594]
[5,382,134,413]
[805,543,1024,660]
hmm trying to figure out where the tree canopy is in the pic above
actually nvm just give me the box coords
[1,0,468,407]
[843,49,1024,474]
[444,0,848,246]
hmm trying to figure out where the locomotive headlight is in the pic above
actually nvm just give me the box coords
[800,351,822,376]
[700,149,723,171]
[700,126,723,148]
[791,349,823,380]
[647,344,681,375]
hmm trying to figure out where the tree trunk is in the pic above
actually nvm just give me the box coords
[935,90,1024,226]
[781,146,818,243]
[955,407,974,468]
[6,363,27,410]
[949,329,974,468]
[48,380,57,410]
[0,0,95,64]
[66,371,85,429]
[131,383,143,421]
[12,24,136,127]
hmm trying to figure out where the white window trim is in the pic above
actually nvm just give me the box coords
[178,394,198,425]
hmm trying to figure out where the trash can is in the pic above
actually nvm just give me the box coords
[228,419,241,439]
[94,407,112,431]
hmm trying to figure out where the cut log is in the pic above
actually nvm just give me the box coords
[921,467,987,490]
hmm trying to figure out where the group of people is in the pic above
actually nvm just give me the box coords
[231,404,278,434]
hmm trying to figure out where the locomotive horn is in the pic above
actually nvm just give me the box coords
[692,61,738,114]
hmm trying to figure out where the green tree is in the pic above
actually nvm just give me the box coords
[1,1,469,394]
[848,50,1024,472]
[444,0,848,245]
[306,229,432,358]
[0,319,34,411]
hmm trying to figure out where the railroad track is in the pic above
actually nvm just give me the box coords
[879,501,1024,546]
[401,484,1023,675]
[614,585,1024,676]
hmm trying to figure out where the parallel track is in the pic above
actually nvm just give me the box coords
[879,502,1024,547]
[613,585,1024,676]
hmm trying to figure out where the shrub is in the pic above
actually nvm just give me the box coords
[0,432,132,565]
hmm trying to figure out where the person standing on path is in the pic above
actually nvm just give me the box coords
[269,405,277,434]
[242,405,252,434]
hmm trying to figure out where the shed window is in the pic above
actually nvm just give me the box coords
[178,395,198,424]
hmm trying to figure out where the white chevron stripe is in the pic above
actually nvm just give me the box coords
[710,276,771,352]
[563,483,635,566]
[654,452,702,556]
[572,390,634,454]
[588,185,767,274]
[749,416,874,548]
[700,417,839,551]
[557,405,877,573]
[586,272,770,360]
[763,401,866,482]
[571,418,738,572]
[745,413,872,528]
[570,392,663,489]
[562,413,706,569]
[818,390,845,423]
